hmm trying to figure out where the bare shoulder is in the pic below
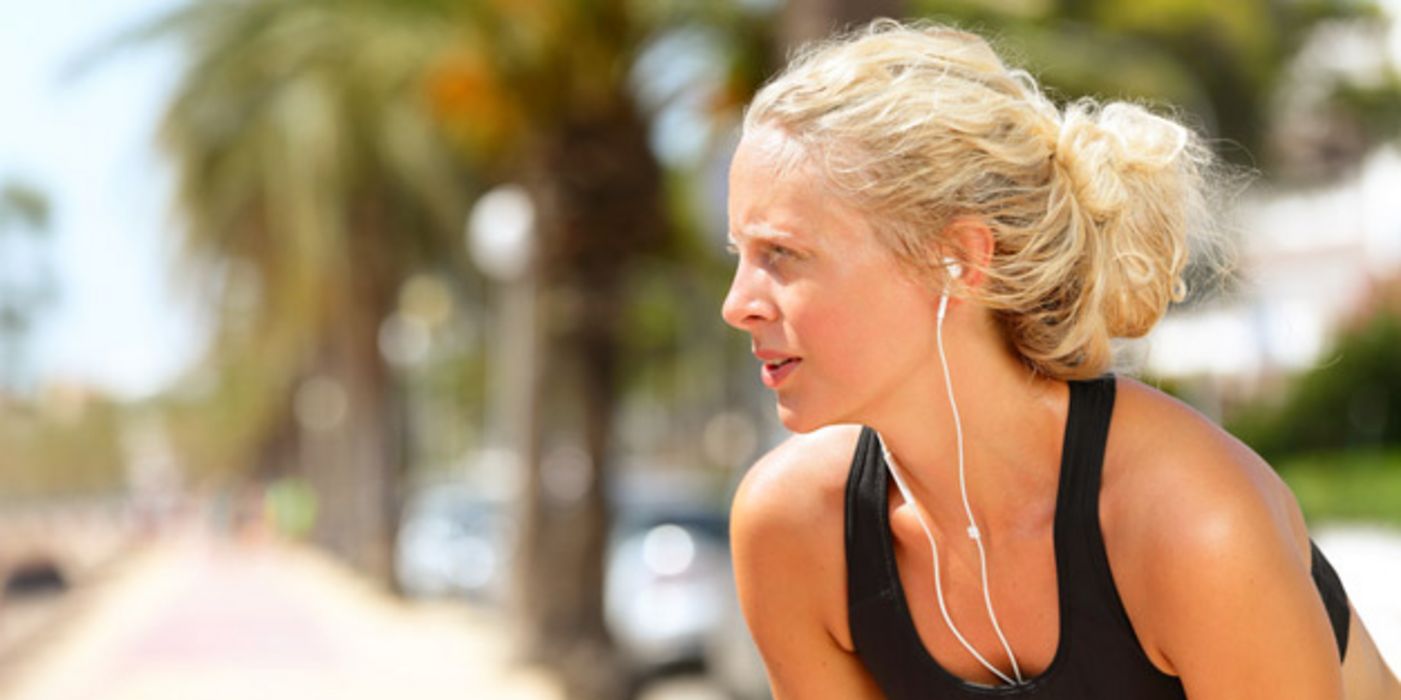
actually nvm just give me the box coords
[1104,376,1345,695]
[730,423,863,627]
[1104,375,1310,563]
[732,423,864,529]
[729,424,886,693]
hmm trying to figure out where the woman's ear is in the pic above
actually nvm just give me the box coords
[939,216,995,288]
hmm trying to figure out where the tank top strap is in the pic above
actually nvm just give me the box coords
[1054,374,1117,541]
[846,426,894,607]
[1052,373,1153,662]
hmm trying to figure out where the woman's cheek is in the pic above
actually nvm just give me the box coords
[795,303,862,362]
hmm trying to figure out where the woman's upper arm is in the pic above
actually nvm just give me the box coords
[729,442,885,700]
[1141,468,1343,699]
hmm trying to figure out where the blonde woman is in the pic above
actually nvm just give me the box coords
[722,19,1400,700]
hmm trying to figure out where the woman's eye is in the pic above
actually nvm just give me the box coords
[725,240,800,267]
[765,245,797,264]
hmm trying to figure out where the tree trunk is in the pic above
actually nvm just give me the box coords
[511,100,665,700]
[302,199,405,585]
[781,0,906,49]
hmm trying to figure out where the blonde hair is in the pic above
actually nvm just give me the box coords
[744,19,1233,380]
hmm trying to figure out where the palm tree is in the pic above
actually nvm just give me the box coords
[108,0,472,579]
[783,0,907,47]
[420,5,664,696]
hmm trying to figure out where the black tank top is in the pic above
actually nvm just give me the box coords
[844,373,1351,698]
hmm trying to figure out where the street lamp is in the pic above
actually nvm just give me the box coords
[468,185,535,282]
[466,184,538,499]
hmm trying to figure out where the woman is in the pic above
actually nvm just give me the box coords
[722,19,1400,699]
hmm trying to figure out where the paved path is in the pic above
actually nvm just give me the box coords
[1,537,564,700]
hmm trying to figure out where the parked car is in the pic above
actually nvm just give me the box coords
[2,555,68,598]
[605,465,770,698]
[606,507,732,685]
[394,483,515,603]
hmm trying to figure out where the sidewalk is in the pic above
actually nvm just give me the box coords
[1,536,565,700]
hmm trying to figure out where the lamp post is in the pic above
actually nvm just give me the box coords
[466,183,539,497]
[467,183,542,653]
[468,185,536,282]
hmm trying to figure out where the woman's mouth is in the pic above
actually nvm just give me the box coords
[761,357,801,388]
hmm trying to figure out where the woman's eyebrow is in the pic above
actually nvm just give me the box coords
[729,221,803,245]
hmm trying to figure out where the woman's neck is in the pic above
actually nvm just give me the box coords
[862,310,1069,537]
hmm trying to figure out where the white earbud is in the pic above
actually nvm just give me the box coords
[937,257,961,321]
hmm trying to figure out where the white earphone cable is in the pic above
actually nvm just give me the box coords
[875,271,1024,687]
[936,291,1024,685]
[882,445,1020,686]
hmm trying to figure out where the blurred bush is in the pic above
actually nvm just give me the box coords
[1227,282,1401,462]
[1275,449,1401,525]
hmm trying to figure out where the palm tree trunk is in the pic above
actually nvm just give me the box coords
[303,197,406,584]
[781,0,906,48]
[512,101,664,700]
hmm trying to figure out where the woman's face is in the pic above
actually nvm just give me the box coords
[721,126,943,432]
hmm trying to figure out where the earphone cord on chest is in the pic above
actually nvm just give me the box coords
[876,271,1025,687]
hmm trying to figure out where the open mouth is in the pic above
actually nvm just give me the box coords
[761,357,801,387]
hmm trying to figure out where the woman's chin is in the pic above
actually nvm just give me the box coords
[776,402,830,434]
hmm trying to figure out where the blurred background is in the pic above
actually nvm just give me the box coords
[1,0,1399,698]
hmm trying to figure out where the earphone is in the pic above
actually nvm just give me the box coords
[937,257,961,320]
[878,255,1026,686]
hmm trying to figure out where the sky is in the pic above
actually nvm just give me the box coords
[1,0,201,400]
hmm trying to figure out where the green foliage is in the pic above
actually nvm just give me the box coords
[0,180,57,394]
[1226,304,1401,462]
[1332,68,1401,146]
[1277,449,1401,526]
[86,0,479,484]
[0,182,51,232]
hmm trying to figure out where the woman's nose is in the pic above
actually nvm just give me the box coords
[722,266,776,331]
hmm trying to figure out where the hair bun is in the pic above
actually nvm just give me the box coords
[1056,101,1191,220]
[1051,100,1207,341]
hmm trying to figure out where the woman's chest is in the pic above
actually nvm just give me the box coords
[886,509,1063,686]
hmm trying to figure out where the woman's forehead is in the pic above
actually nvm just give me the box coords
[736,123,809,172]
[729,138,875,252]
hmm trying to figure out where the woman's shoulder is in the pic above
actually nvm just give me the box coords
[733,424,864,511]
[1104,376,1320,673]
[730,424,863,559]
[1104,374,1310,556]
[729,424,865,645]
